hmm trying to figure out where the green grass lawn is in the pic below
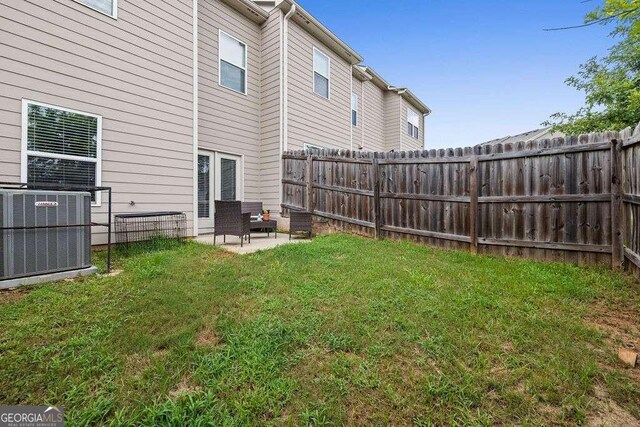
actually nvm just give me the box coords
[0,235,639,426]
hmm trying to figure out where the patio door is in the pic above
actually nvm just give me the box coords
[198,151,215,232]
[214,152,243,202]
[198,150,243,234]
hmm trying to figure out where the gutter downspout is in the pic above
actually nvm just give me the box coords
[278,3,295,215]
[390,87,406,151]
[422,113,427,149]
[349,73,353,150]
[361,79,365,150]
[192,0,199,237]
[279,3,295,214]
[282,3,296,153]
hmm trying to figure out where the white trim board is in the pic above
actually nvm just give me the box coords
[72,0,118,19]
[20,99,103,207]
[218,29,249,95]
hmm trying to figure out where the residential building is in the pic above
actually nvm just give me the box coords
[480,127,564,147]
[0,0,430,241]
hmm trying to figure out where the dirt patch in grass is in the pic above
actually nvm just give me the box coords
[196,328,220,347]
[169,375,202,398]
[586,300,640,382]
[0,289,28,304]
[124,353,152,378]
[587,302,640,350]
[586,386,640,427]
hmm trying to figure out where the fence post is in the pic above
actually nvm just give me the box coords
[306,153,314,213]
[469,156,478,254]
[611,138,624,269]
[372,156,381,239]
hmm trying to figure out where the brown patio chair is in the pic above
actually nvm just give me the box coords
[289,211,312,240]
[214,200,251,247]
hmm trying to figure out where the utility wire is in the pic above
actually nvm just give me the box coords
[543,7,639,31]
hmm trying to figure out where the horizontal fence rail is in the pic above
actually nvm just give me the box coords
[282,123,640,277]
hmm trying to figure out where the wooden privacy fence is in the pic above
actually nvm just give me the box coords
[282,123,640,275]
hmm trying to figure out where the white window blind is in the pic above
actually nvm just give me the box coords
[313,48,330,98]
[407,109,420,139]
[23,101,101,204]
[219,31,247,94]
[76,0,116,17]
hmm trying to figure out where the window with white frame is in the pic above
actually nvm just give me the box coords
[75,0,117,17]
[407,108,420,139]
[219,30,247,94]
[304,143,328,154]
[22,101,102,204]
[351,93,358,126]
[313,48,330,98]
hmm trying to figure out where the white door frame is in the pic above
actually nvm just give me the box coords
[197,150,244,234]
[214,152,244,202]
[197,150,215,232]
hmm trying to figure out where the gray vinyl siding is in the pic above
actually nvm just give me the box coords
[384,92,402,150]
[198,0,262,206]
[400,99,424,151]
[351,77,363,150]
[287,21,351,151]
[0,0,194,244]
[362,81,386,152]
[259,11,282,213]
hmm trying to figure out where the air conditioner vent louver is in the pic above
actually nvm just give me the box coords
[1,190,92,282]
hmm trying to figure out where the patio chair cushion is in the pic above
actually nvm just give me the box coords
[242,202,263,217]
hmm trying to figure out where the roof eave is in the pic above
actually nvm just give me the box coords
[361,66,391,90]
[352,65,372,81]
[399,88,431,115]
[220,0,270,24]
[277,0,364,65]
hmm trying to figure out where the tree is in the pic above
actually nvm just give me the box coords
[543,0,640,134]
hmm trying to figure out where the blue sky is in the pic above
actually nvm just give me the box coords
[296,0,616,148]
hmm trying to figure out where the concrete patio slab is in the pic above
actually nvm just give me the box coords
[195,233,311,254]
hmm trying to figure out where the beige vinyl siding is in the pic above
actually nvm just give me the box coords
[362,81,387,152]
[198,0,262,204]
[384,92,402,150]
[401,99,424,151]
[0,0,194,244]
[351,77,363,150]
[287,21,351,151]
[259,11,282,213]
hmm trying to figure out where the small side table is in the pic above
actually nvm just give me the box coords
[250,219,278,238]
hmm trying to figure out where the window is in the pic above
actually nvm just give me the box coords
[22,100,102,205]
[219,30,247,94]
[351,93,358,126]
[74,0,117,18]
[220,158,237,201]
[304,143,327,154]
[313,47,330,99]
[407,108,420,139]
[197,155,211,218]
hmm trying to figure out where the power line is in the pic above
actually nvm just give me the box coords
[543,8,639,31]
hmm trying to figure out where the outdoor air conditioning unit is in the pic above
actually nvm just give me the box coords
[1,190,97,289]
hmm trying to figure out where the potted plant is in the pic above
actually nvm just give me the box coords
[262,209,270,221]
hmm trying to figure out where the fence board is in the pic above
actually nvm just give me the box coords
[622,127,640,278]
[281,123,640,274]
